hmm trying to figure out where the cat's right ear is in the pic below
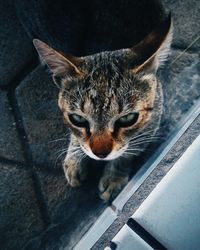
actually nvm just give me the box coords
[127,14,173,74]
[33,39,84,85]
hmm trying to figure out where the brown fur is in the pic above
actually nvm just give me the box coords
[89,133,113,157]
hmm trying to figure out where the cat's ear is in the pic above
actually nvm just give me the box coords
[33,39,84,79]
[129,14,173,74]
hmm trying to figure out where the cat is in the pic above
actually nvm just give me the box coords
[16,0,172,202]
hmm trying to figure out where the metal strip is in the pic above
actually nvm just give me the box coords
[73,207,117,250]
[127,218,167,250]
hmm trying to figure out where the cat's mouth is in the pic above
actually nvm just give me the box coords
[80,144,128,161]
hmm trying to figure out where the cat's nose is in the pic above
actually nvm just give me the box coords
[94,151,110,159]
[89,134,113,159]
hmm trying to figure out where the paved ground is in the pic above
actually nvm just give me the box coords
[0,0,199,249]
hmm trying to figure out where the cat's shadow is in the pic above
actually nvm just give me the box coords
[52,159,105,222]
[24,140,163,250]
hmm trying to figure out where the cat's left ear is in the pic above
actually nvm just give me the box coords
[128,14,173,74]
[33,39,84,81]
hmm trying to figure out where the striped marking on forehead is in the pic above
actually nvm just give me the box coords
[80,84,125,118]
[90,62,123,89]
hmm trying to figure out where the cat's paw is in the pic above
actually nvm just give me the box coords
[98,175,129,202]
[63,163,87,187]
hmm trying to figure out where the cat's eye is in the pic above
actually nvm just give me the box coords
[68,114,89,128]
[115,112,139,128]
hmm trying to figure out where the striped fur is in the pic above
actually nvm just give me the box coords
[33,11,172,201]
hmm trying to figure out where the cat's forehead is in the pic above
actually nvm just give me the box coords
[67,80,122,118]
[66,84,148,120]
[85,55,132,91]
[64,53,151,116]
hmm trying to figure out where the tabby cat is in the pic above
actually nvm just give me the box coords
[17,0,172,201]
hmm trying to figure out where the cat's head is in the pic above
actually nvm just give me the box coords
[33,15,172,161]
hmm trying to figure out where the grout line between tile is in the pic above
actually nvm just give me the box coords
[7,81,51,228]
[0,156,26,168]
[0,59,38,91]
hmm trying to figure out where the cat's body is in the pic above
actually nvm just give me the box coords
[16,0,172,201]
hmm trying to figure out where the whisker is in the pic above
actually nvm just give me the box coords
[129,131,159,143]
[53,148,68,156]
[48,133,70,144]
[171,34,200,65]
[54,150,68,168]
[49,138,68,144]
[69,150,82,158]
[122,152,138,158]
[68,146,82,152]
[131,129,157,138]
[77,153,86,166]
[129,137,162,144]
[128,138,161,146]
[129,134,164,142]
[126,147,145,152]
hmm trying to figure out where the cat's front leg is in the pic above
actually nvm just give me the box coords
[63,135,88,187]
[99,158,132,202]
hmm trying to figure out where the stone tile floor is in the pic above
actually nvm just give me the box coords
[0,0,199,249]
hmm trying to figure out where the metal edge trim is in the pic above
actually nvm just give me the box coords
[72,207,117,250]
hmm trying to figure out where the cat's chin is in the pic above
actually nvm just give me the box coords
[80,144,128,161]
